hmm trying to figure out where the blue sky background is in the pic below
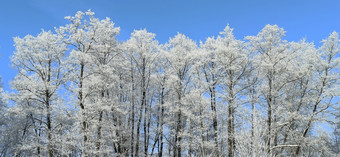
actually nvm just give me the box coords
[1,0,340,91]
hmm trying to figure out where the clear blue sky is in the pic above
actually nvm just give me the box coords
[1,0,340,91]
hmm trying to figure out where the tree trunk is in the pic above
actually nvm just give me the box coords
[96,110,103,157]
[159,86,165,157]
[143,95,148,156]
[146,98,152,156]
[46,60,53,157]
[174,79,183,157]
[174,108,182,157]
[251,102,257,157]
[251,84,258,157]
[135,59,146,157]
[130,57,135,157]
[210,87,219,156]
[227,82,234,157]
[135,100,143,157]
[79,63,88,157]
[46,96,53,157]
[200,103,205,156]
[266,74,273,156]
[266,97,272,156]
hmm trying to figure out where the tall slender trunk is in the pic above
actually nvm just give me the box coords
[79,63,88,157]
[272,116,278,156]
[130,57,135,157]
[174,78,183,157]
[146,98,152,156]
[251,101,256,157]
[159,86,165,157]
[46,95,53,157]
[200,103,205,156]
[210,87,218,156]
[250,83,258,157]
[96,110,103,157]
[46,60,53,157]
[266,74,273,156]
[135,100,143,157]
[144,95,148,156]
[37,136,41,157]
[227,80,234,157]
[174,108,182,157]
[267,97,272,156]
[211,61,219,156]
[136,58,147,156]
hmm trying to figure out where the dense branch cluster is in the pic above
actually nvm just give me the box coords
[0,10,339,157]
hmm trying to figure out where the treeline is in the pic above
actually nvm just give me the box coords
[0,10,339,157]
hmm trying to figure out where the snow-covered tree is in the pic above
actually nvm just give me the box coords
[246,25,297,156]
[0,10,339,157]
[123,29,159,156]
[163,33,197,157]
[0,76,11,156]
[293,31,340,156]
[9,31,66,156]
[197,25,253,156]
[151,45,172,157]
[57,10,122,156]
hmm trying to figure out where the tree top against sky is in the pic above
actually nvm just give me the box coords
[1,0,340,90]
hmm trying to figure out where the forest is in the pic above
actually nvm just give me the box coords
[0,10,339,157]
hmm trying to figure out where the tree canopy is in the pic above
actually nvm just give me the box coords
[0,10,339,157]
